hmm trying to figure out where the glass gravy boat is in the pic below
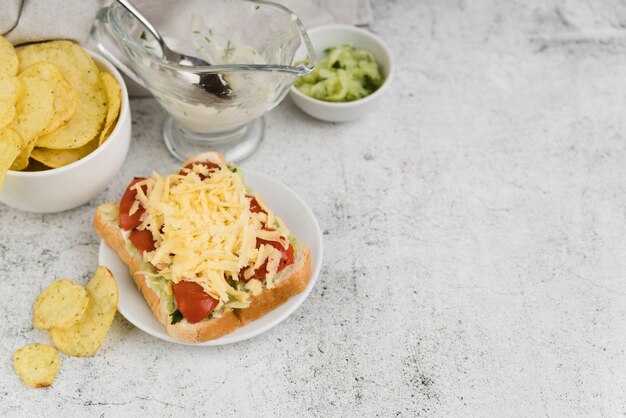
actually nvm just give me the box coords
[92,0,316,162]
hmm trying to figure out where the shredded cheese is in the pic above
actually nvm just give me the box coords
[128,199,139,217]
[245,279,263,296]
[133,157,289,309]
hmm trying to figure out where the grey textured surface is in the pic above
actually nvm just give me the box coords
[2,0,626,416]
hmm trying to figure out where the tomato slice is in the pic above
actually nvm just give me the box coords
[129,228,156,254]
[258,238,295,271]
[238,239,295,281]
[119,177,147,231]
[179,161,220,180]
[247,195,266,214]
[173,281,219,323]
[280,243,295,270]
[241,259,269,282]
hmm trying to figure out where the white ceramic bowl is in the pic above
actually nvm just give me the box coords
[0,49,131,213]
[289,24,394,122]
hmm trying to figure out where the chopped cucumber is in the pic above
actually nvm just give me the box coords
[294,45,384,102]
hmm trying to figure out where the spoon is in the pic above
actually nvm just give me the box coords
[116,0,232,98]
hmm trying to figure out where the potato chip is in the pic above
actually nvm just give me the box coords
[9,76,55,170]
[17,41,106,149]
[20,63,77,135]
[35,83,106,149]
[31,139,98,169]
[32,279,89,330]
[0,36,17,75]
[0,128,22,189]
[13,344,60,388]
[11,142,36,171]
[49,267,118,357]
[17,41,100,89]
[98,72,122,145]
[0,73,19,129]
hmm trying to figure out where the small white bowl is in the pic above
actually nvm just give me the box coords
[0,49,131,213]
[289,24,394,122]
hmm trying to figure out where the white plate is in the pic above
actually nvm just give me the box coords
[98,170,323,346]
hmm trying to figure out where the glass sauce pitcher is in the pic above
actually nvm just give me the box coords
[92,0,316,162]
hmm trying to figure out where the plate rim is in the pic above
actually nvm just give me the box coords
[98,169,323,346]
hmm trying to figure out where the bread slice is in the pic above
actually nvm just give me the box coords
[93,202,311,343]
[237,250,311,326]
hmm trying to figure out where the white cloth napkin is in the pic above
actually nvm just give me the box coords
[0,0,102,45]
[0,0,370,44]
[1,0,371,96]
[275,0,372,27]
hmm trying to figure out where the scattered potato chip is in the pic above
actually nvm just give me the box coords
[32,279,89,330]
[9,76,55,170]
[18,41,107,149]
[31,139,98,169]
[20,63,77,135]
[98,72,122,145]
[0,36,18,76]
[0,128,22,189]
[13,344,60,388]
[50,267,118,357]
[0,73,19,130]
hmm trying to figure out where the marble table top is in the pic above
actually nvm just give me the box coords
[2,0,626,416]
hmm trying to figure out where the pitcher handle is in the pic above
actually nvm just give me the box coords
[90,7,147,88]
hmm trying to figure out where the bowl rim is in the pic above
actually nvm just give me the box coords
[288,23,395,108]
[6,48,130,178]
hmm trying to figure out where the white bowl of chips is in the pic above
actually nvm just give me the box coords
[0,41,131,213]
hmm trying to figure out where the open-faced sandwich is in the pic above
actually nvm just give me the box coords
[93,152,311,342]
